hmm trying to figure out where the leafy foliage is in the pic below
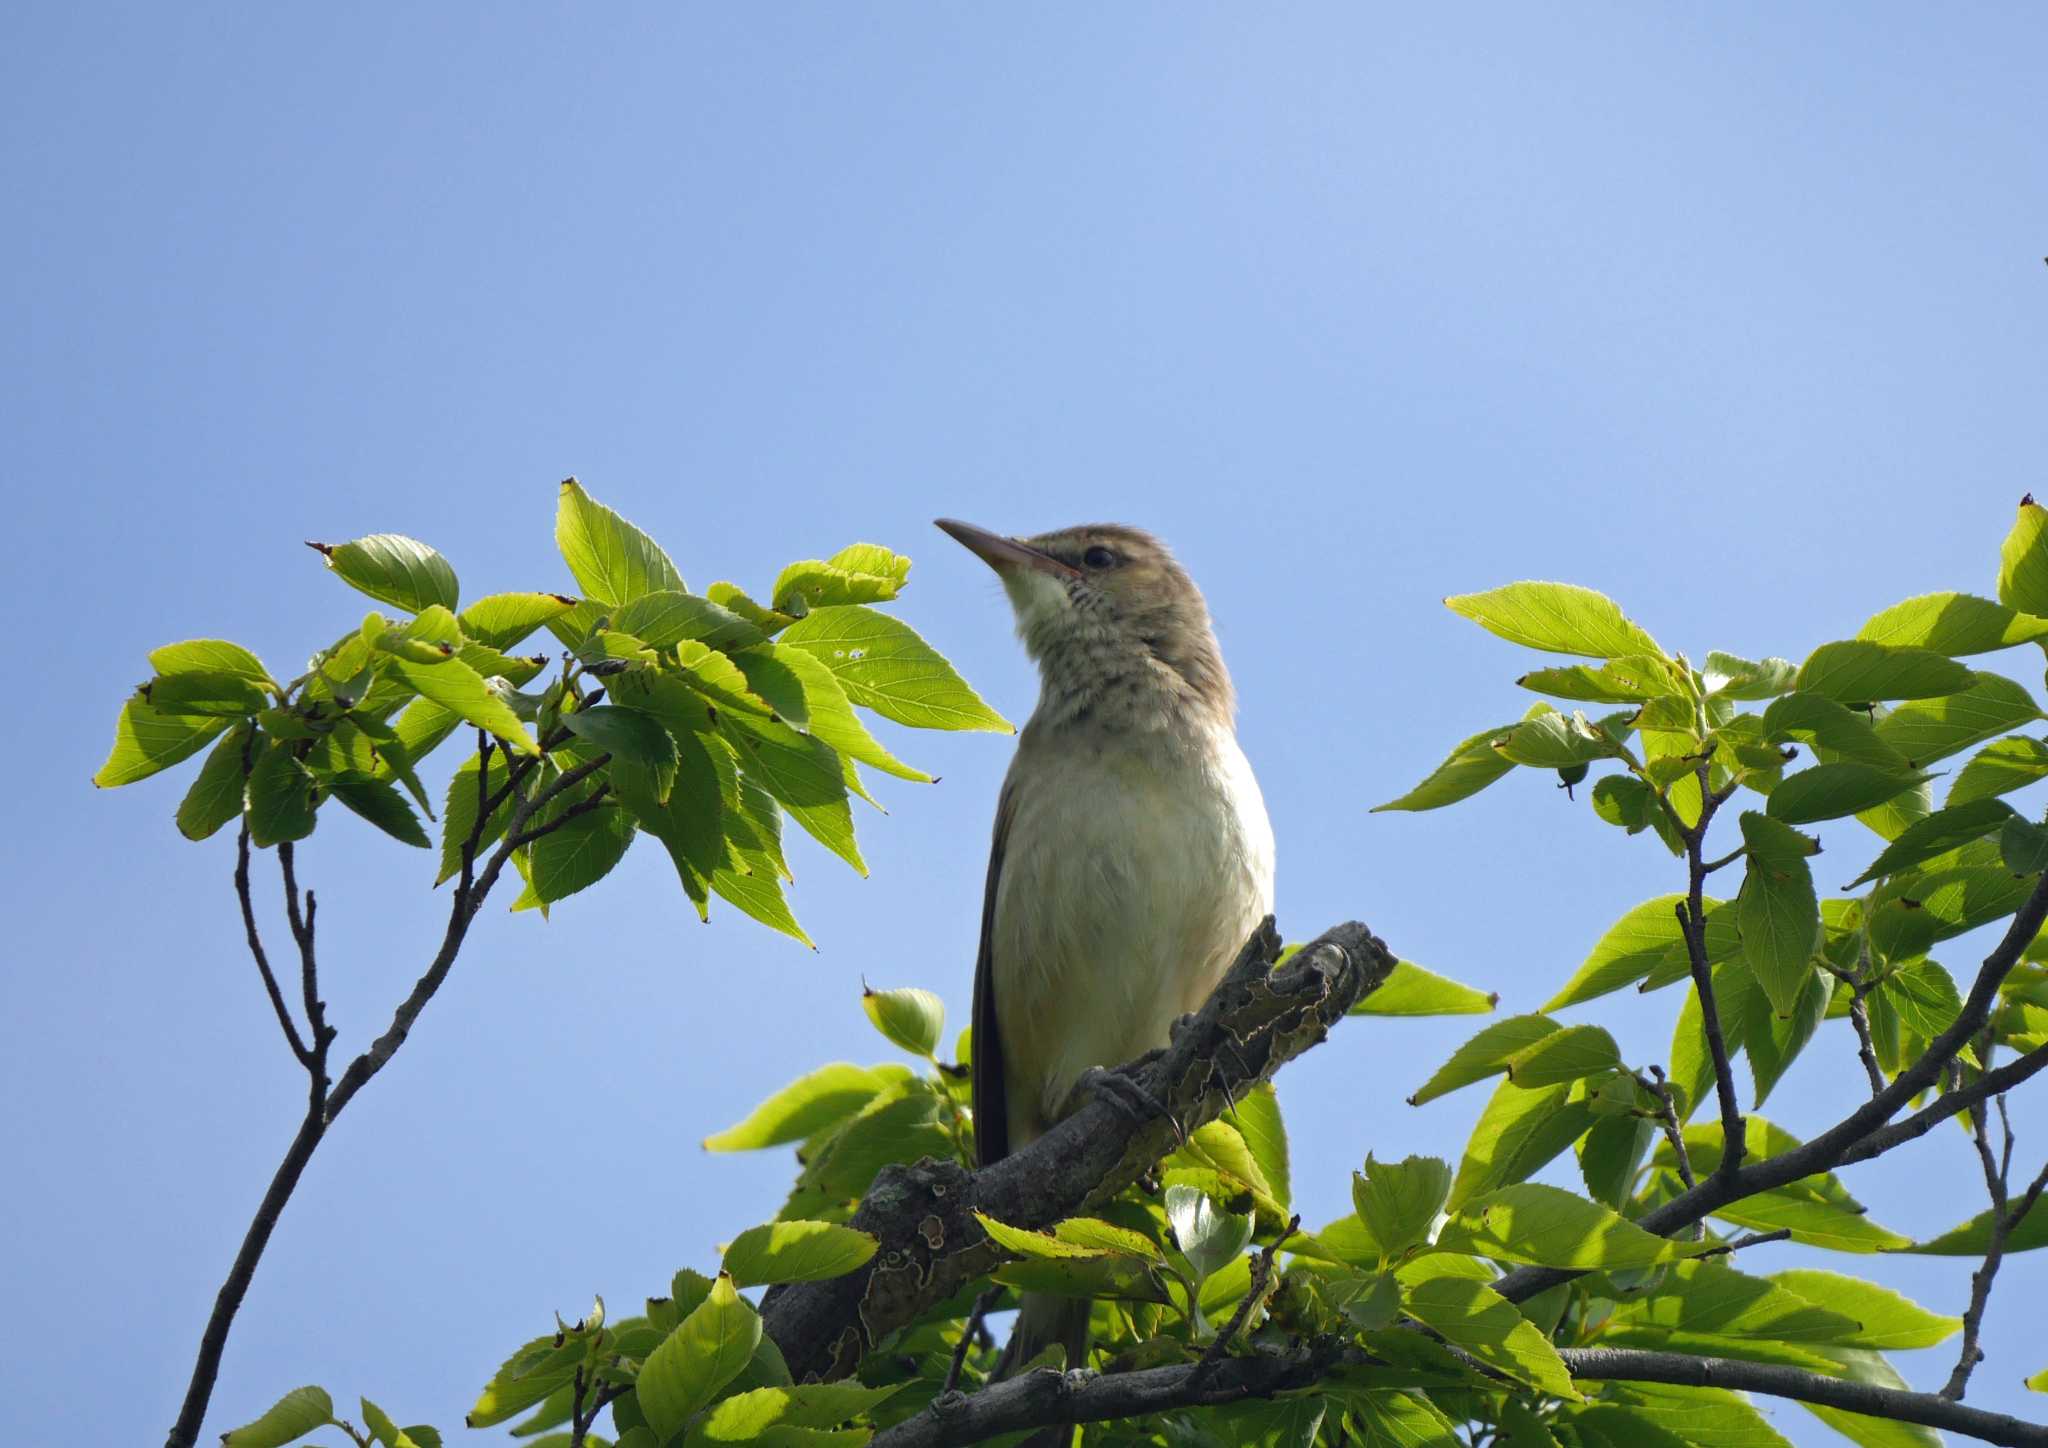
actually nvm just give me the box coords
[163,497,2048,1448]
[97,479,1008,945]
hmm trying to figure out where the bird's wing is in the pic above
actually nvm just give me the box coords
[971,780,1015,1168]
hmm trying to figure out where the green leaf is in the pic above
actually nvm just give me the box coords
[327,774,430,847]
[395,655,538,754]
[686,1384,900,1447]
[1503,1024,1620,1086]
[1795,641,1975,704]
[1371,720,1525,812]
[1516,654,1680,702]
[1164,1184,1253,1281]
[1868,837,2037,958]
[466,1334,582,1428]
[1578,1114,1654,1208]
[613,590,766,652]
[993,1253,1170,1304]
[1400,1277,1578,1397]
[638,1274,762,1444]
[437,751,514,885]
[1607,1258,1861,1341]
[310,533,458,614]
[1765,763,1927,824]
[707,581,799,635]
[1350,960,1495,1016]
[1054,1217,1164,1259]
[775,644,933,782]
[1443,581,1662,660]
[1765,1270,1960,1348]
[1438,1183,1694,1268]
[778,605,1010,732]
[723,1220,878,1286]
[528,804,636,905]
[247,739,319,847]
[1949,734,2048,805]
[1590,1386,1789,1448]
[720,716,864,875]
[1492,709,1626,768]
[1448,1077,1596,1211]
[1999,496,2048,614]
[702,1063,908,1150]
[2028,1367,2048,1393]
[1745,967,1832,1106]
[1848,798,2018,885]
[555,479,684,606]
[773,556,910,613]
[144,670,269,717]
[2004,816,2048,874]
[93,697,229,788]
[1873,669,2042,768]
[1736,812,1820,1016]
[1409,1015,1561,1105]
[1544,895,1736,1010]
[1217,1082,1291,1213]
[177,723,252,840]
[1897,1193,2048,1254]
[564,705,679,800]
[1761,692,1912,771]
[859,985,944,1058]
[1859,590,2048,655]
[977,1213,1111,1262]
[1351,1155,1452,1263]
[221,1385,335,1447]
[148,638,275,687]
[1703,652,1798,700]
[457,591,577,649]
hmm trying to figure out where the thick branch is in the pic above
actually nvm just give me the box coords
[759,919,1396,1382]
[1560,1348,2048,1446]
[1496,868,2048,1306]
[872,1340,1348,1448]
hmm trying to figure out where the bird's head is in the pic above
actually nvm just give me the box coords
[935,519,1231,723]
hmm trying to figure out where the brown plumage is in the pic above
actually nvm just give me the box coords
[938,520,1275,1384]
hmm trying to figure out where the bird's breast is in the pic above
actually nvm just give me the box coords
[991,721,1275,1135]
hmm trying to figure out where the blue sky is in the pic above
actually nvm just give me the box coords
[4,5,2045,1444]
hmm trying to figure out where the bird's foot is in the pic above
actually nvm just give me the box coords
[1075,1064,1185,1146]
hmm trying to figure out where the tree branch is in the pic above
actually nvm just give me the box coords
[234,823,311,1069]
[759,919,1397,1383]
[872,1339,1350,1448]
[1560,1347,2048,1446]
[1494,867,2048,1308]
[1679,763,1744,1176]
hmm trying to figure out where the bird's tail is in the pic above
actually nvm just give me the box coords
[997,1291,1092,1378]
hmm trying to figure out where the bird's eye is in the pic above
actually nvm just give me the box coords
[1082,545,1118,570]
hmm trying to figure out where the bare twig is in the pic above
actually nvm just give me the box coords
[1944,1081,2015,1400]
[234,823,311,1069]
[1677,763,1744,1176]
[1695,1226,1792,1260]
[944,1288,1004,1394]
[1197,1216,1298,1378]
[1640,1066,1696,1193]
[166,736,606,1448]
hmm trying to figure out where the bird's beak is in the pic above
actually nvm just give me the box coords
[934,519,1080,578]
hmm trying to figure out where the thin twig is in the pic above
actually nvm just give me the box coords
[234,823,311,1068]
[1197,1216,1298,1378]
[1695,1227,1792,1260]
[1944,1087,2014,1400]
[944,1288,1004,1393]
[1640,1066,1696,1192]
[1678,762,1744,1176]
[278,842,330,1056]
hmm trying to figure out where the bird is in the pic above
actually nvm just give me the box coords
[936,518,1276,1381]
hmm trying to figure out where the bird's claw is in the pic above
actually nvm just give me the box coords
[1077,1065,1186,1146]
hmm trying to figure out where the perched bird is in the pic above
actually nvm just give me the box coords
[936,519,1276,1378]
